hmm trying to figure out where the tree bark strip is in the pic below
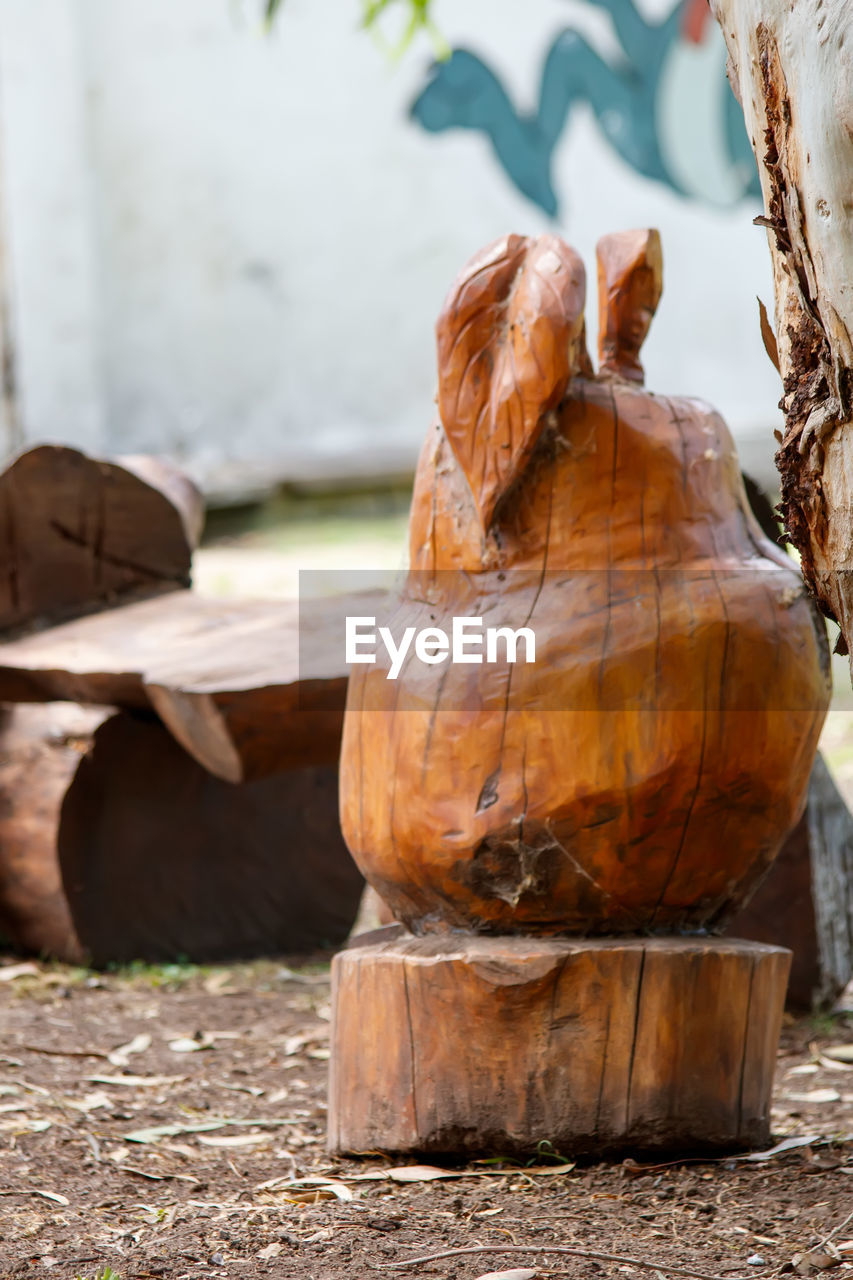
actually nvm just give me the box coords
[711,1,853,649]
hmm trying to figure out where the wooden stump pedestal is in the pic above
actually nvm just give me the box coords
[328,932,790,1158]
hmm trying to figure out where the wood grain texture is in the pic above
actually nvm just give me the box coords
[436,234,588,529]
[0,445,202,632]
[0,704,363,964]
[0,590,380,782]
[722,480,848,1009]
[726,802,818,1010]
[60,713,363,965]
[597,229,662,383]
[0,703,100,961]
[328,935,790,1157]
[341,233,831,937]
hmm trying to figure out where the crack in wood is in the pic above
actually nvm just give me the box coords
[624,947,647,1134]
[48,519,186,584]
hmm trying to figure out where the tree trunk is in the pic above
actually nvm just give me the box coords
[711,1,853,648]
[726,754,853,1008]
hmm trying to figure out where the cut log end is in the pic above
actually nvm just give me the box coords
[329,934,790,1157]
[0,445,201,634]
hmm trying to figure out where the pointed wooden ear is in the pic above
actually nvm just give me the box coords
[596,229,662,384]
[436,233,587,529]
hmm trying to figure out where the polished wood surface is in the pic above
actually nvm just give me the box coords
[340,231,831,936]
[596,229,662,383]
[435,233,588,529]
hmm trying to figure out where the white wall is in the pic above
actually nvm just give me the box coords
[0,0,783,497]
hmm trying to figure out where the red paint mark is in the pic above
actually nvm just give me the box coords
[682,0,712,45]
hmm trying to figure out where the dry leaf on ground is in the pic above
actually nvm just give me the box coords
[822,1045,853,1064]
[348,1163,575,1184]
[743,1135,823,1162]
[108,1033,152,1066]
[474,1271,539,1280]
[255,1176,353,1201]
[0,964,40,983]
[196,1132,272,1148]
[89,1074,186,1087]
[125,1117,297,1144]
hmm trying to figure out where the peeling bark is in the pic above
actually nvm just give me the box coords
[711,0,853,649]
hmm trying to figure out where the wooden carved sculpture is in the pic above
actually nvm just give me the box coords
[330,230,831,1157]
[339,229,829,936]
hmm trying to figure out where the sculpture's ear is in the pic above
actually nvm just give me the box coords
[436,233,587,529]
[596,228,662,384]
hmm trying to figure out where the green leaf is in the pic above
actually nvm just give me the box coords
[263,0,445,57]
[361,0,444,58]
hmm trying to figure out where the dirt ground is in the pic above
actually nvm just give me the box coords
[0,958,851,1280]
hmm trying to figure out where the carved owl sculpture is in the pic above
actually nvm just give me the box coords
[339,230,831,936]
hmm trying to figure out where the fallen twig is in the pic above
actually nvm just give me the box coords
[122,1166,200,1184]
[817,1207,853,1252]
[377,1244,741,1280]
[124,1116,302,1144]
[22,1044,109,1060]
[622,1133,829,1175]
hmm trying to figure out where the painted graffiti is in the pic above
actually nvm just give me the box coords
[410,0,760,215]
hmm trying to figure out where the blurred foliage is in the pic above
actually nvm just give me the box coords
[264,0,446,56]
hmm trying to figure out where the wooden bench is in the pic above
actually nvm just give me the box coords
[0,444,366,965]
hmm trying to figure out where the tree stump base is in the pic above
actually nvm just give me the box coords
[328,932,790,1158]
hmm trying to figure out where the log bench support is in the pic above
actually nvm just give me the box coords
[328,933,790,1157]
